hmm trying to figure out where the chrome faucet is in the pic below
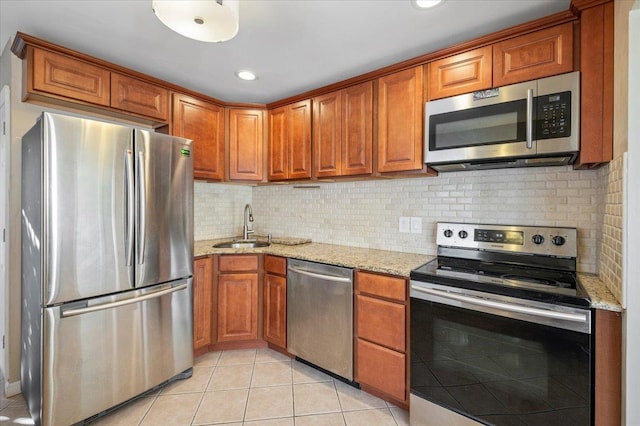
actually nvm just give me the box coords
[243,203,254,240]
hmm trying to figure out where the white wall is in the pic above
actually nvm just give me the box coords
[623,3,640,424]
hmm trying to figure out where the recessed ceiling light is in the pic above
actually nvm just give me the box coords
[414,0,444,9]
[236,70,257,81]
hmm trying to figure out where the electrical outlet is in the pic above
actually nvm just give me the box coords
[411,217,422,234]
[399,216,410,233]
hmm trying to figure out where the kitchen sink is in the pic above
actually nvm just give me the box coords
[213,240,270,249]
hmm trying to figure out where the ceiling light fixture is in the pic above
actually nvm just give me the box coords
[152,0,239,43]
[414,0,444,9]
[236,70,257,81]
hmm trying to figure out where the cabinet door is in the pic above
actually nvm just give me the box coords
[172,93,225,180]
[356,338,406,401]
[288,99,312,180]
[428,46,492,100]
[111,73,169,121]
[313,91,342,178]
[268,106,289,180]
[342,81,373,176]
[193,257,213,351]
[264,273,287,348]
[493,23,573,87]
[377,67,424,173]
[217,273,259,342]
[229,108,264,181]
[576,3,613,167]
[30,47,110,107]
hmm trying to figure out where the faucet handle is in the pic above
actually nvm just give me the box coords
[267,234,272,244]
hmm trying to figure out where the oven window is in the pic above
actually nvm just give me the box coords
[429,99,527,150]
[411,298,591,425]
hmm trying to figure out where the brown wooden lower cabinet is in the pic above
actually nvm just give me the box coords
[355,338,406,402]
[594,309,622,426]
[263,255,287,348]
[354,270,408,406]
[193,256,213,355]
[214,255,262,347]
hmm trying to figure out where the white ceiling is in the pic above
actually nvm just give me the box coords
[0,0,571,104]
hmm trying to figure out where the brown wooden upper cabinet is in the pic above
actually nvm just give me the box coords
[377,67,424,173]
[428,46,493,101]
[268,100,312,181]
[313,81,373,178]
[110,73,169,121]
[228,108,265,181]
[26,47,169,122]
[575,2,613,168]
[172,93,225,180]
[493,23,573,87]
[28,47,111,107]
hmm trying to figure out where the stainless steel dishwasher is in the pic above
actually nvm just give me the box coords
[287,259,354,381]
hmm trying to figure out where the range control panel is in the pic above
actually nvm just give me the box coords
[437,222,577,258]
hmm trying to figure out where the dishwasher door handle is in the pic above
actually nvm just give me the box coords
[288,266,352,283]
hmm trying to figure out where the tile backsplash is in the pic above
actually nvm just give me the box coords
[194,182,252,241]
[598,155,624,302]
[251,166,602,273]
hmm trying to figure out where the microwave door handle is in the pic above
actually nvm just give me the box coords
[526,88,534,149]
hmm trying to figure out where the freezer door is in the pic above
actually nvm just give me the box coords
[41,280,193,426]
[134,130,193,288]
[41,113,135,305]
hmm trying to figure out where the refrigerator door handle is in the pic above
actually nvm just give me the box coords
[136,151,147,264]
[61,283,188,318]
[124,149,134,267]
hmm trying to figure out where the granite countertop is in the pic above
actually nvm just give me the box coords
[195,237,433,277]
[194,237,622,311]
[578,273,622,312]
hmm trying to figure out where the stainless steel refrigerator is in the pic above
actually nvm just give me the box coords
[21,112,194,426]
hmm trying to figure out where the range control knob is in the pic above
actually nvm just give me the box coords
[458,230,468,239]
[532,234,545,245]
[443,229,453,238]
[552,236,566,246]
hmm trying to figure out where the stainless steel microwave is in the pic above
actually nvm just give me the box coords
[425,71,580,172]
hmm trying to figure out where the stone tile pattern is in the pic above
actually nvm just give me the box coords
[0,348,409,426]
[252,166,602,273]
[194,182,252,241]
[598,156,624,303]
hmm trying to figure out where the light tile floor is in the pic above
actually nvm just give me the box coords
[0,348,409,425]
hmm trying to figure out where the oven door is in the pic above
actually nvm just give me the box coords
[410,281,592,426]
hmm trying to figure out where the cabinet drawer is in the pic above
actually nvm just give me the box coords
[219,255,259,272]
[356,295,405,352]
[356,338,406,401]
[356,271,406,302]
[264,255,287,276]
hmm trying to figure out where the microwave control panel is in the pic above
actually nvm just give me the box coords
[536,91,571,139]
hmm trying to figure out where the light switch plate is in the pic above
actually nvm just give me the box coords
[399,216,410,233]
[411,217,422,234]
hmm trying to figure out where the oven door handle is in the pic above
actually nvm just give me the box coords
[411,285,588,323]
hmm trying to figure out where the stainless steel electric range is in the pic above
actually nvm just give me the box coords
[410,223,592,426]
